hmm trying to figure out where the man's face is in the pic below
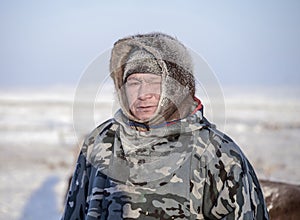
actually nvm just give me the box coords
[125,73,161,121]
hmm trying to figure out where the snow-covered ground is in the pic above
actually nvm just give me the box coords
[0,85,299,220]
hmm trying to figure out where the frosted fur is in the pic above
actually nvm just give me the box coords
[123,50,162,80]
[110,32,196,124]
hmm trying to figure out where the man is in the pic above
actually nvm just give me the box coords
[62,32,269,219]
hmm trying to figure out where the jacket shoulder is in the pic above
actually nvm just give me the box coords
[198,122,246,169]
[200,125,269,219]
[81,119,117,159]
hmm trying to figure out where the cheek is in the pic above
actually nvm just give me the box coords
[153,94,161,104]
[125,89,137,106]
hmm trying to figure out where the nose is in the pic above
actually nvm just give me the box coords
[137,83,156,100]
[138,93,154,101]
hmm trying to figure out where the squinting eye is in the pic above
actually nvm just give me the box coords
[127,81,141,87]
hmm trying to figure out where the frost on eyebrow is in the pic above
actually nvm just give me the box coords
[127,75,162,83]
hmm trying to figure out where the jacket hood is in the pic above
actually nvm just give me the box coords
[110,32,197,124]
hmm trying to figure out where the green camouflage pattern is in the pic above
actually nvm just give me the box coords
[62,109,269,219]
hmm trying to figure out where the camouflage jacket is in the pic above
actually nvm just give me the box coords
[62,109,269,220]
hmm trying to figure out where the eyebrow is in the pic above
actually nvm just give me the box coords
[127,75,161,81]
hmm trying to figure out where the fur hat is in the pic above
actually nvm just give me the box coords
[123,49,162,81]
[110,32,196,124]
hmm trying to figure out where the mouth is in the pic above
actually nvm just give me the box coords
[136,105,157,112]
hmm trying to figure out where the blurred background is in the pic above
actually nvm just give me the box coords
[1,1,299,219]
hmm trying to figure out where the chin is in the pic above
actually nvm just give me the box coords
[134,112,155,121]
[137,115,153,121]
[133,108,157,121]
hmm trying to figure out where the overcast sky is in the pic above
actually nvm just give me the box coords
[1,0,300,88]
